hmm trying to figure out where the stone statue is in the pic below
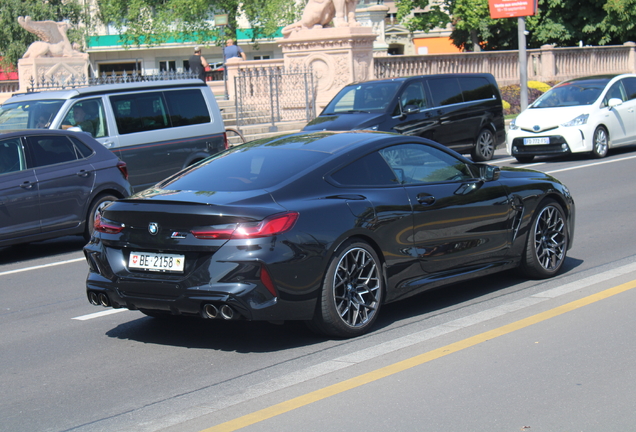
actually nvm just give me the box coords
[18,16,88,59]
[282,0,359,35]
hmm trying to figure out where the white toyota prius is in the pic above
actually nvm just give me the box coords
[507,74,636,163]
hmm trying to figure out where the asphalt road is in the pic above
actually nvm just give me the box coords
[1,146,636,432]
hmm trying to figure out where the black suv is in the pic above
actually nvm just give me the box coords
[303,73,505,161]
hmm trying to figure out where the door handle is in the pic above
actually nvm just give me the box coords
[20,181,34,189]
[77,170,90,178]
[417,193,435,205]
[102,141,114,148]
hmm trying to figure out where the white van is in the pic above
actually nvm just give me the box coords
[0,79,227,191]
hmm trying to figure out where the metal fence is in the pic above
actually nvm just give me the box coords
[26,70,199,92]
[234,66,315,131]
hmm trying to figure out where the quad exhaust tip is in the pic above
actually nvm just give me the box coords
[203,303,236,320]
[98,293,110,307]
[88,291,99,306]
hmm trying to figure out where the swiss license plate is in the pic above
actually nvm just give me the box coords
[129,252,185,272]
[524,137,550,145]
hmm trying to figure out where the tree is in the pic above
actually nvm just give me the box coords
[394,0,636,51]
[97,0,301,48]
[0,0,86,69]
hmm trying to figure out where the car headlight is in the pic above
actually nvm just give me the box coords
[509,119,518,130]
[561,114,589,127]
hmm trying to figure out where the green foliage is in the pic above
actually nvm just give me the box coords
[394,0,636,51]
[98,0,302,48]
[0,0,86,69]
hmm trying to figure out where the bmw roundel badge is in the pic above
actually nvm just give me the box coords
[148,222,159,235]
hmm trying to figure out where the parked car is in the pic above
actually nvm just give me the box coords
[0,79,227,191]
[84,131,574,338]
[0,129,131,248]
[507,74,636,162]
[303,73,506,161]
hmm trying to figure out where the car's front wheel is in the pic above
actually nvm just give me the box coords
[471,129,495,161]
[591,126,609,158]
[520,199,568,279]
[309,240,384,338]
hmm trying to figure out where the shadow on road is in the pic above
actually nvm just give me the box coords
[103,256,584,352]
[0,236,86,265]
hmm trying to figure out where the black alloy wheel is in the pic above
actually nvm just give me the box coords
[520,199,568,279]
[309,240,384,338]
[471,129,495,161]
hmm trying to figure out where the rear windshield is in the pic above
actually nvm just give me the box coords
[532,79,609,108]
[0,100,65,130]
[323,82,401,114]
[160,146,330,192]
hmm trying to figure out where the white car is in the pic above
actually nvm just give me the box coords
[507,74,636,163]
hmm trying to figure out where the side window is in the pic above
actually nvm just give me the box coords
[399,81,427,110]
[330,151,398,186]
[164,89,211,126]
[111,92,170,135]
[27,135,82,167]
[0,138,26,174]
[380,144,472,184]
[62,99,106,137]
[603,81,627,106]
[427,78,463,106]
[622,77,636,101]
[460,77,495,102]
[69,136,95,158]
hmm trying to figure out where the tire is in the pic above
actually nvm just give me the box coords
[471,129,495,161]
[515,155,535,163]
[84,194,117,240]
[519,199,568,279]
[591,126,609,158]
[309,240,384,338]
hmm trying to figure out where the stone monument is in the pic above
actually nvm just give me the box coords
[279,0,377,108]
[17,16,89,92]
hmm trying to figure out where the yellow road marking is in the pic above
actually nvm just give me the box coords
[202,279,636,432]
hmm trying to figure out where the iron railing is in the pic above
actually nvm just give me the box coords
[234,66,315,131]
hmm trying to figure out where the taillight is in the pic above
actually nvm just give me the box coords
[116,160,128,180]
[191,212,299,240]
[222,132,229,150]
[94,213,124,234]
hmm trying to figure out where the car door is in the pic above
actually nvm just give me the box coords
[25,134,95,233]
[0,136,40,241]
[620,77,636,141]
[379,143,513,275]
[424,77,474,151]
[601,80,632,145]
[384,79,437,141]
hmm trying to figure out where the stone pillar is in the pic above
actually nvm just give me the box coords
[18,57,89,92]
[224,57,243,101]
[625,41,636,73]
[539,44,556,83]
[355,5,390,56]
[280,27,377,110]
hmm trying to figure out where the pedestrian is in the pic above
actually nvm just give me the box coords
[189,46,209,82]
[223,39,247,62]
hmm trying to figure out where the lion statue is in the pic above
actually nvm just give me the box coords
[282,0,359,35]
[18,16,88,59]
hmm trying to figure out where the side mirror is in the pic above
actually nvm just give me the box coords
[479,164,500,181]
[608,97,623,108]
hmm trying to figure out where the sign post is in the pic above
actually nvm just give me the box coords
[488,0,537,111]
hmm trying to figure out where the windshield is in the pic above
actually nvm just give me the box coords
[531,79,609,108]
[323,82,401,114]
[0,100,65,130]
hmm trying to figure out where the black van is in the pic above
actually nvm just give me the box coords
[303,73,505,161]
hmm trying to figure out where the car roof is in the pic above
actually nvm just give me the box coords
[4,79,207,102]
[560,74,634,85]
[345,73,495,87]
[0,128,100,142]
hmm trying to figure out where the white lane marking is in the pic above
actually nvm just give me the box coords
[72,309,129,321]
[0,257,85,277]
[546,154,636,174]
